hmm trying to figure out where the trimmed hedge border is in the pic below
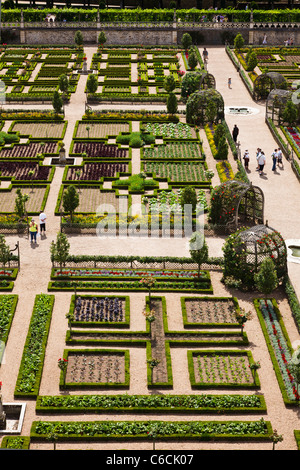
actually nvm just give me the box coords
[30,419,273,443]
[35,393,267,415]
[14,294,55,399]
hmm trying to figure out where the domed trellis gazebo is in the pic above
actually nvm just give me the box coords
[208,180,264,232]
[222,223,287,289]
[253,72,288,101]
[266,89,297,125]
[186,88,224,125]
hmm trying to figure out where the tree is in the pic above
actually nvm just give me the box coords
[247,51,258,72]
[14,188,29,219]
[282,100,298,126]
[166,92,178,115]
[180,186,197,213]
[216,135,229,160]
[254,257,278,296]
[189,232,209,278]
[52,91,63,114]
[181,33,192,52]
[139,276,156,310]
[163,75,176,93]
[98,31,107,48]
[74,30,83,47]
[234,33,245,50]
[188,51,198,71]
[0,235,11,274]
[270,429,283,450]
[213,123,225,148]
[86,74,98,94]
[58,74,69,94]
[50,232,70,274]
[235,308,252,335]
[206,99,218,124]
[58,357,68,389]
[62,185,79,222]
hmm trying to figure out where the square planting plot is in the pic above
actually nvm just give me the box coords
[10,122,66,139]
[66,162,129,182]
[181,297,239,327]
[0,142,58,159]
[63,349,129,389]
[142,141,203,160]
[142,122,197,140]
[75,122,130,139]
[0,186,48,213]
[72,142,129,159]
[144,161,208,183]
[60,187,121,213]
[71,295,130,326]
[188,350,258,389]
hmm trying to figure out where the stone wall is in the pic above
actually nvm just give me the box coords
[8,25,300,47]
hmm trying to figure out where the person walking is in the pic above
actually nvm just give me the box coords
[243,150,250,170]
[39,210,47,236]
[258,151,266,176]
[277,148,283,167]
[203,47,208,63]
[271,149,278,172]
[29,219,39,244]
[228,77,232,88]
[232,125,239,143]
[256,148,262,170]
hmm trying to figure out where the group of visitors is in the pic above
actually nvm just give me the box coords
[243,148,283,175]
[284,38,294,46]
[29,211,47,244]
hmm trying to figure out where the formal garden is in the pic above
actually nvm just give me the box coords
[1,16,300,451]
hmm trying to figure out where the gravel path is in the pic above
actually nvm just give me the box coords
[0,45,300,451]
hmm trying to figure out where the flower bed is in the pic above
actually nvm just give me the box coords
[52,267,206,280]
[254,298,300,404]
[48,276,213,294]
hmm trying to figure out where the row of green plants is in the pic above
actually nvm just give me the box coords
[14,294,55,398]
[35,393,266,414]
[0,294,18,359]
[3,8,300,23]
[29,418,273,442]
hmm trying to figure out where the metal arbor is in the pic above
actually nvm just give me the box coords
[186,88,224,125]
[253,72,288,101]
[234,223,287,280]
[266,89,294,125]
[222,223,287,289]
[209,180,264,232]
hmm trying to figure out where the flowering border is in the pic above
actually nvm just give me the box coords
[254,298,299,405]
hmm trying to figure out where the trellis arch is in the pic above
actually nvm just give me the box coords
[209,180,264,232]
[222,223,287,289]
[253,72,288,101]
[186,88,224,125]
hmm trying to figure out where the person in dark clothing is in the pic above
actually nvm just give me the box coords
[232,125,239,143]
